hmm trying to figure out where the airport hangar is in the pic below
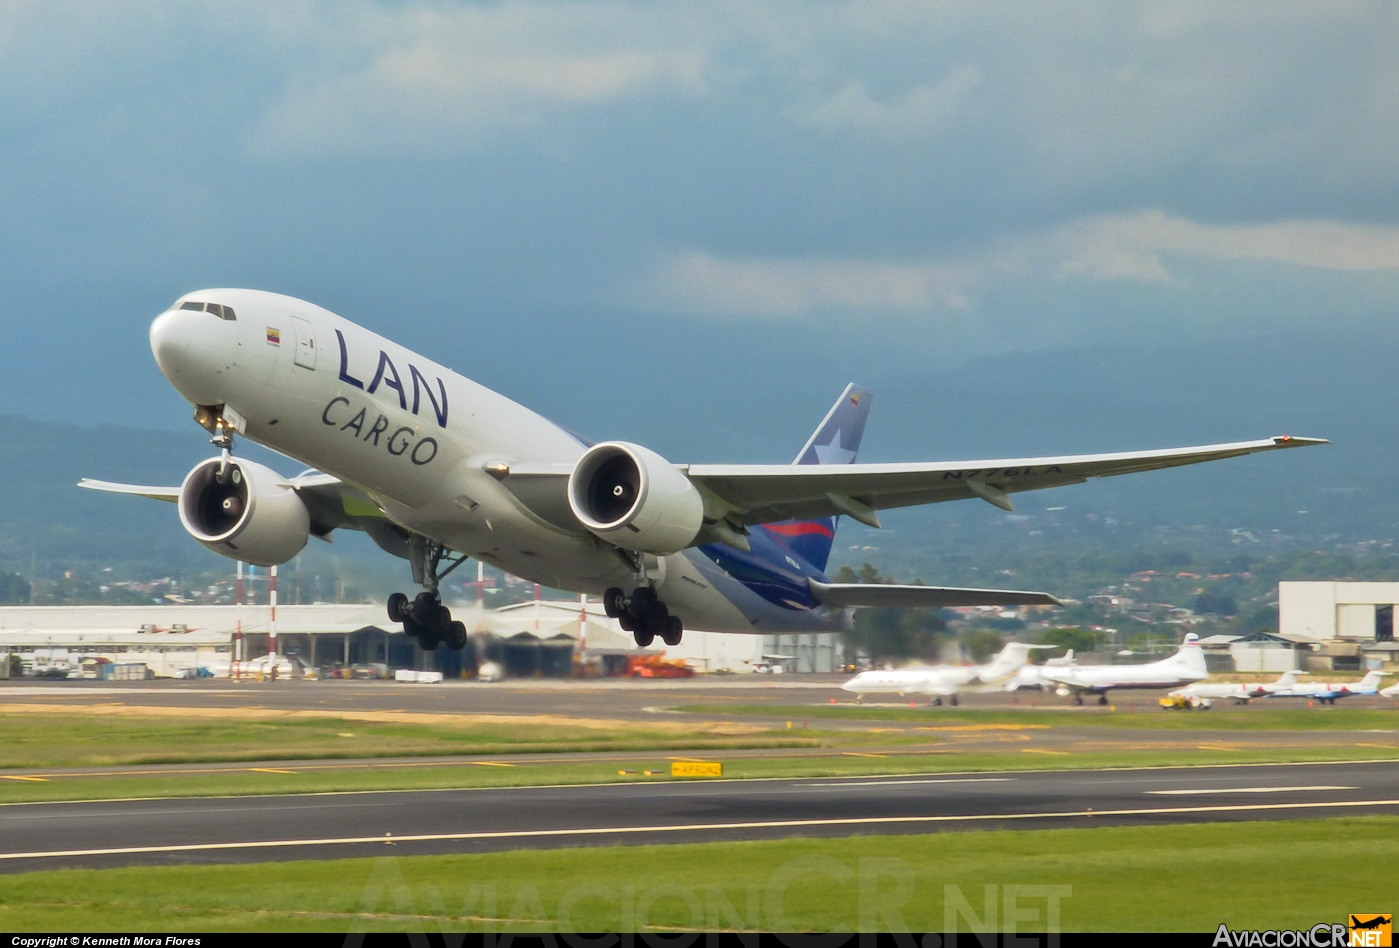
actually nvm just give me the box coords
[0,600,846,678]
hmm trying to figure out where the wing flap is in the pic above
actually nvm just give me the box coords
[809,578,1062,608]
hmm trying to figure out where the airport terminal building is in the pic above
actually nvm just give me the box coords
[1279,581,1399,671]
[0,600,844,679]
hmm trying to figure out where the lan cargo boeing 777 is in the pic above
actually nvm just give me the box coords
[81,290,1326,652]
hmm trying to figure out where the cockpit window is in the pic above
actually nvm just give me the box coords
[221,306,236,320]
[180,301,203,311]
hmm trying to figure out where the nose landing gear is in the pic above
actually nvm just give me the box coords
[604,585,683,648]
[387,539,470,651]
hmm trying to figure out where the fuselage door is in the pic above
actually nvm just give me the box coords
[290,315,317,370]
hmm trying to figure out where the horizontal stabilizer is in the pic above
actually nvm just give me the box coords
[78,479,180,502]
[808,578,1061,609]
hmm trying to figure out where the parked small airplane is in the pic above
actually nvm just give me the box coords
[841,642,1054,705]
[1004,649,1076,692]
[1164,681,1256,708]
[1039,634,1208,705]
[1264,669,1387,704]
[1381,679,1399,698]
[79,289,1326,650]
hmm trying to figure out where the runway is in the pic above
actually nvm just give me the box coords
[2,759,1396,872]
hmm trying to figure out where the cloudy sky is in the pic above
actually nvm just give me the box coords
[4,1,1399,435]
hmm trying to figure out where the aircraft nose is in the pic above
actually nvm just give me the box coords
[150,309,190,370]
[150,307,224,405]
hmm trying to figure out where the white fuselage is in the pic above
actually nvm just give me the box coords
[149,289,842,635]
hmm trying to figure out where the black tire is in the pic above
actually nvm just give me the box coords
[444,620,467,651]
[413,590,441,624]
[387,592,410,624]
[633,627,655,648]
[418,631,440,651]
[1098,695,1108,706]
[604,587,625,618]
[618,610,637,632]
[949,695,959,707]
[1072,696,1084,706]
[932,698,943,707]
[661,615,683,647]
[646,600,669,636]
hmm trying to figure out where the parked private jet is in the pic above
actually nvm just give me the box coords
[840,642,1054,705]
[1040,634,1209,705]
[79,290,1326,651]
[1264,670,1387,704]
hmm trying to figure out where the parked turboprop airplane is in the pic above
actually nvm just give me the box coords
[1264,670,1387,704]
[1040,634,1209,705]
[79,290,1326,651]
[840,642,1055,704]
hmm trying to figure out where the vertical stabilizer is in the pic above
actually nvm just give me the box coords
[1171,632,1208,680]
[763,384,874,572]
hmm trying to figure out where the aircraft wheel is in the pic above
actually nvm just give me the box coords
[633,627,655,648]
[661,615,683,647]
[950,695,959,707]
[932,698,943,707]
[412,591,443,625]
[618,610,637,632]
[1072,695,1084,706]
[1098,695,1108,706]
[387,592,411,624]
[604,587,625,618]
[444,620,467,651]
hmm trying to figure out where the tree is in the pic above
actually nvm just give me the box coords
[962,629,1005,663]
[844,607,946,663]
[0,573,30,604]
[1035,626,1106,656]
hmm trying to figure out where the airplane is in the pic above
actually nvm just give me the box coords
[1164,680,1259,708]
[1165,669,1310,707]
[1263,669,1387,704]
[79,289,1326,652]
[841,642,1055,705]
[1039,633,1209,705]
[1381,680,1399,698]
[1005,648,1075,691]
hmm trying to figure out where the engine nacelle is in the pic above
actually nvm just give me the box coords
[567,441,704,555]
[178,457,310,567]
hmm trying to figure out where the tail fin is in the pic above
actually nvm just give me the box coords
[1172,633,1208,679]
[1357,670,1384,690]
[765,384,873,572]
[978,642,1054,682]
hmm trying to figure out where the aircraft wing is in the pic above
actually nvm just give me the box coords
[808,579,1060,608]
[77,473,405,551]
[685,435,1326,527]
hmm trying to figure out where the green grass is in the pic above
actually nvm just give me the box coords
[0,743,1393,805]
[3,817,1395,931]
[676,703,1399,730]
[0,712,811,769]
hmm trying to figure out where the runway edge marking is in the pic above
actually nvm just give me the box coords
[4,798,1399,862]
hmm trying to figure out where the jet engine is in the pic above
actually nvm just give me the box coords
[178,457,310,567]
[567,441,704,556]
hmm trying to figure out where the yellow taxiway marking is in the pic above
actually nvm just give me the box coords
[248,768,298,775]
[472,762,514,768]
[915,724,1050,732]
[1020,749,1069,756]
[842,752,887,758]
[1147,786,1357,795]
[0,775,48,782]
[5,798,1399,862]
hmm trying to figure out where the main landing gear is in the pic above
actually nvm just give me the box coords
[603,585,683,648]
[388,538,469,651]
